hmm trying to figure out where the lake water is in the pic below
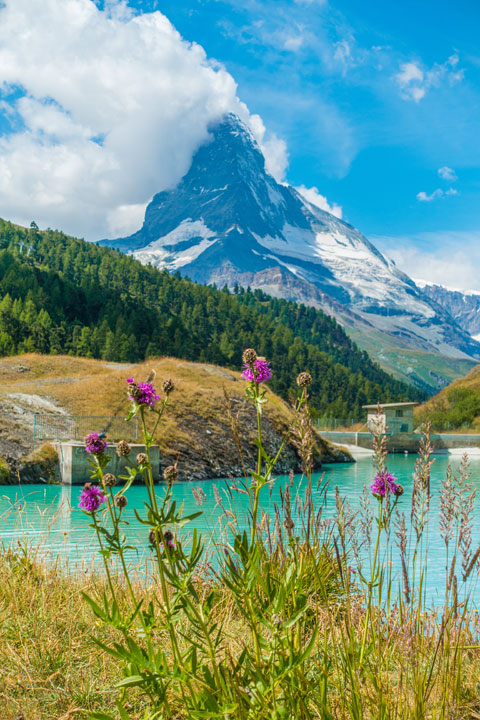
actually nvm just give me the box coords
[3,454,480,606]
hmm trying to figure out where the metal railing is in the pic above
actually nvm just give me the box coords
[33,414,139,442]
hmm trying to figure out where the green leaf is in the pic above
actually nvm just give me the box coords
[116,674,147,688]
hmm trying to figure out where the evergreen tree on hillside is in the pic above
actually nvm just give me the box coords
[0,218,425,415]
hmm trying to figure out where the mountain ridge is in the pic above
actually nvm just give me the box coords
[102,113,480,368]
[416,280,480,339]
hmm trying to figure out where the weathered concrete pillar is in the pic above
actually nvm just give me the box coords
[55,442,161,485]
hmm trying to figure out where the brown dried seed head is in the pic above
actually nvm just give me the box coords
[242,348,257,364]
[145,369,156,383]
[162,378,174,394]
[116,440,131,457]
[103,473,117,488]
[148,528,157,545]
[114,495,127,509]
[128,382,143,404]
[296,371,312,387]
[136,453,148,466]
[163,464,178,485]
[164,529,174,543]
[394,484,404,497]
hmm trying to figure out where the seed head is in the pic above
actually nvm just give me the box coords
[394,484,404,497]
[115,494,127,509]
[162,378,174,394]
[296,371,312,388]
[136,453,148,466]
[163,464,178,485]
[164,529,174,543]
[148,528,157,546]
[116,440,131,457]
[242,348,257,365]
[103,473,117,488]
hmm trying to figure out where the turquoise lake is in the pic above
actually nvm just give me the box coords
[3,454,480,606]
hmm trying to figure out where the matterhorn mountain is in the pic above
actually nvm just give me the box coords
[102,114,480,381]
[416,280,480,341]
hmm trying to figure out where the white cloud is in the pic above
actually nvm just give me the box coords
[283,34,304,51]
[416,186,459,202]
[0,0,288,240]
[438,166,458,181]
[395,55,464,102]
[416,189,444,202]
[295,185,342,218]
[248,113,289,180]
[397,62,424,87]
[374,231,480,292]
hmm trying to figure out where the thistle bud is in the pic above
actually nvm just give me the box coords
[164,529,174,544]
[116,440,131,457]
[162,378,174,394]
[128,382,143,404]
[163,464,178,486]
[242,348,257,365]
[296,371,312,388]
[103,473,117,488]
[114,494,127,509]
[136,453,148,466]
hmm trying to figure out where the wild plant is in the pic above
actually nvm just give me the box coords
[79,352,342,720]
[78,358,480,720]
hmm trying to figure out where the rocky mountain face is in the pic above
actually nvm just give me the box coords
[102,114,480,365]
[416,281,480,340]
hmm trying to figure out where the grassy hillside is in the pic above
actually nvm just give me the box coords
[348,326,477,395]
[0,218,424,418]
[416,362,480,431]
[0,353,351,481]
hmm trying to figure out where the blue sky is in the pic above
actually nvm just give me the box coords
[1,0,480,287]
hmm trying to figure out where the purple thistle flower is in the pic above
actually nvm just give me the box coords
[85,432,107,456]
[242,358,273,383]
[370,470,400,497]
[161,541,176,551]
[127,378,160,408]
[79,485,107,513]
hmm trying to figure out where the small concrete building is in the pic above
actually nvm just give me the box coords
[55,442,160,484]
[363,402,419,436]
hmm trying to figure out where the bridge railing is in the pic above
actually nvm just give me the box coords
[33,414,139,442]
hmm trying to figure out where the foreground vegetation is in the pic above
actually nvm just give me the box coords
[0,217,424,416]
[4,351,479,719]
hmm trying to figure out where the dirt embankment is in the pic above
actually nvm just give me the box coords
[0,354,352,483]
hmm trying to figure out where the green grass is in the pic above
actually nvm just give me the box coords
[348,326,476,394]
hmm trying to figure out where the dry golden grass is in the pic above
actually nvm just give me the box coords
[0,354,348,477]
[0,547,129,719]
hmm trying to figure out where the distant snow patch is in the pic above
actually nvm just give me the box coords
[133,218,217,270]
